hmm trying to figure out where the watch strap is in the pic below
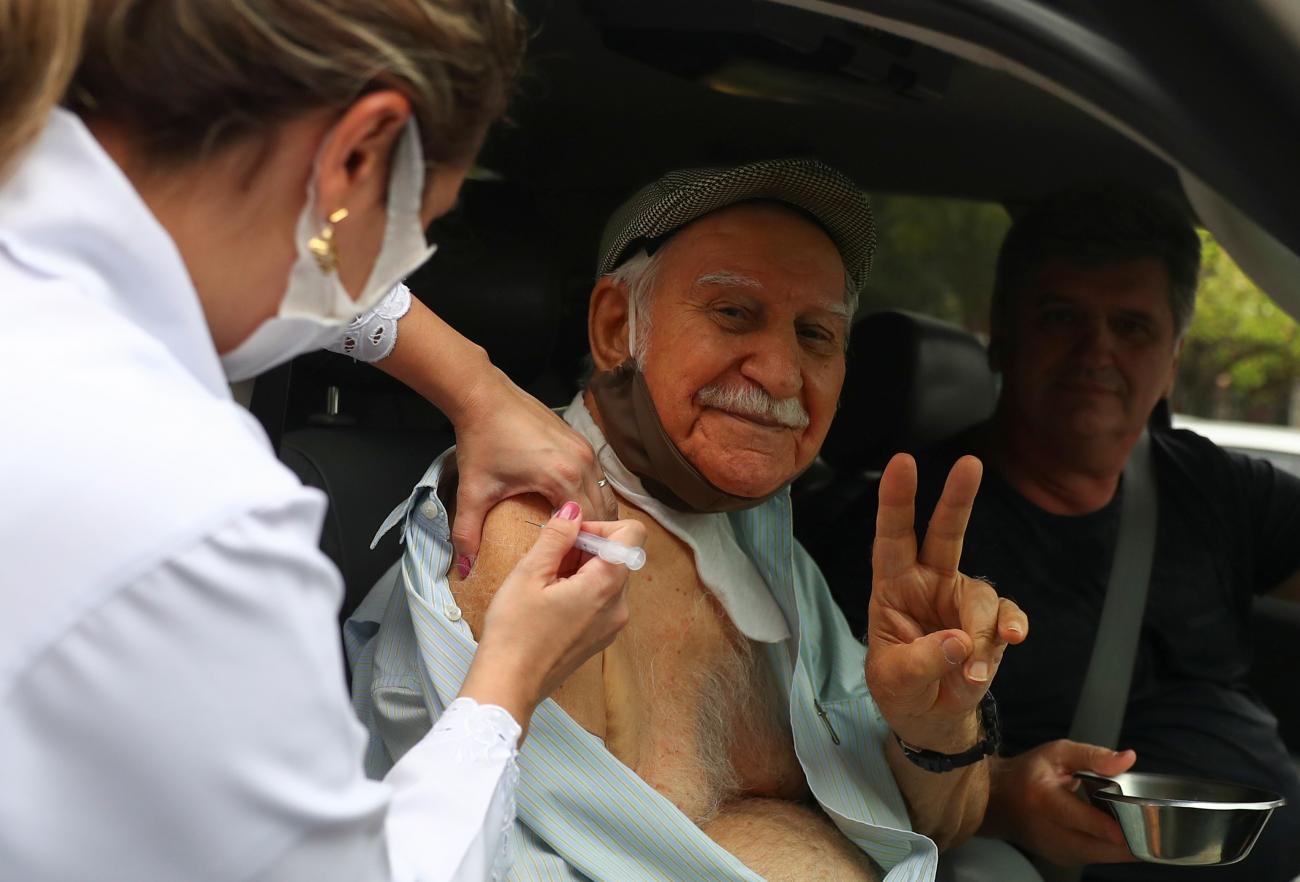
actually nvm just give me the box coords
[893,691,1000,772]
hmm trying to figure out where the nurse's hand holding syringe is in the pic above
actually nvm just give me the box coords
[459,502,646,743]
[525,520,646,570]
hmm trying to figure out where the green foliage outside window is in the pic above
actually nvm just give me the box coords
[859,194,1009,336]
[1174,232,1300,424]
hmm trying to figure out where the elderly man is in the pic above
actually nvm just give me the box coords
[346,160,1028,882]
[821,186,1300,881]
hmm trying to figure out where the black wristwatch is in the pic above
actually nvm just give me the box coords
[893,692,1000,772]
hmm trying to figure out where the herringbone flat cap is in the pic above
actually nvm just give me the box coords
[597,158,875,292]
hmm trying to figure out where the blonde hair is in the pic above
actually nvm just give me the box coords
[66,0,525,167]
[0,0,90,178]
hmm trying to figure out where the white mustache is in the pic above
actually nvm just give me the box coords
[696,383,810,429]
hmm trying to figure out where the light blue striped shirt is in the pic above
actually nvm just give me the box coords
[346,436,940,881]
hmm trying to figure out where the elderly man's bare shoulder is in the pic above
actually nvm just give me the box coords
[449,493,608,737]
[449,494,552,623]
[447,493,660,615]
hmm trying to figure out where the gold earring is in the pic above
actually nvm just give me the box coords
[307,208,350,274]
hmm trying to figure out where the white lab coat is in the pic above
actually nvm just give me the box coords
[0,109,518,882]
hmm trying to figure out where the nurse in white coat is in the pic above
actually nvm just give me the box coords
[0,2,642,881]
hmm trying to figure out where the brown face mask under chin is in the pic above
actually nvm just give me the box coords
[587,360,789,514]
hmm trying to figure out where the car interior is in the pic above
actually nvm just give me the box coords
[248,0,1300,788]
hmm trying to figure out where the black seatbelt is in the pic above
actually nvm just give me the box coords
[1037,431,1158,882]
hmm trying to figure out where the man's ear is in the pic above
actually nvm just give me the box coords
[589,277,634,370]
[313,90,412,215]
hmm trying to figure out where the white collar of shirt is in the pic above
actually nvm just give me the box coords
[0,109,228,397]
[563,393,791,643]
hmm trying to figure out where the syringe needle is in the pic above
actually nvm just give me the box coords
[523,520,647,570]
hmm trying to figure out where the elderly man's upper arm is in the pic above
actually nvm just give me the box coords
[448,494,608,739]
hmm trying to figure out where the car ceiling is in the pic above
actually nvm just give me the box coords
[470,1,1149,235]
[471,0,1176,257]
[520,0,1180,191]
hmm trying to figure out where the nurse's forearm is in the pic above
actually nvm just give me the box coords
[376,296,503,425]
[373,296,613,560]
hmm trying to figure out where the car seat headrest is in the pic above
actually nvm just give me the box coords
[820,310,998,473]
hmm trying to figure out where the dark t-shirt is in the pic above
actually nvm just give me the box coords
[805,426,1300,880]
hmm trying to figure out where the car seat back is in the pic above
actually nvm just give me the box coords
[793,309,998,549]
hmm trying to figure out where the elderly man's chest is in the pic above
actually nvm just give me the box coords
[600,505,808,816]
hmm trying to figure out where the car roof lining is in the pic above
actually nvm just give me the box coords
[495,0,1177,202]
[768,0,1300,321]
[480,0,1298,322]
[478,0,1182,312]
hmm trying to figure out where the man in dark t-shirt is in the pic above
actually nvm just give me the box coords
[916,426,1300,881]
[811,187,1300,880]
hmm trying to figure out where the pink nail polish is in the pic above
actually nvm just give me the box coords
[456,554,473,579]
[558,501,581,521]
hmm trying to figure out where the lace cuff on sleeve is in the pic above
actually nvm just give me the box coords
[327,283,413,363]
[432,697,522,882]
[431,697,522,758]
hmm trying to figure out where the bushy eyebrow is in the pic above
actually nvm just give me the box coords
[696,269,851,321]
[695,270,762,289]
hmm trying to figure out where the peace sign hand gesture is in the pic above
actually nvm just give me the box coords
[866,453,1028,751]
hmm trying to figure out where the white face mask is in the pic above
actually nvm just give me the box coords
[220,120,438,382]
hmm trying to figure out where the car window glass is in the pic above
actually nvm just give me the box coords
[1177,233,1300,428]
[861,194,1009,338]
[869,196,1300,448]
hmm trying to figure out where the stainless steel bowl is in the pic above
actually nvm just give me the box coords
[1074,770,1286,866]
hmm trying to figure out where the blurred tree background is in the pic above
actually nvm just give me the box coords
[1175,232,1300,424]
[860,194,1008,336]
[862,197,1300,426]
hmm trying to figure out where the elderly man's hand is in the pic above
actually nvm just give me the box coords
[866,453,1027,751]
[983,741,1138,866]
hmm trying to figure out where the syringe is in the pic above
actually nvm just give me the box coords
[525,521,647,571]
